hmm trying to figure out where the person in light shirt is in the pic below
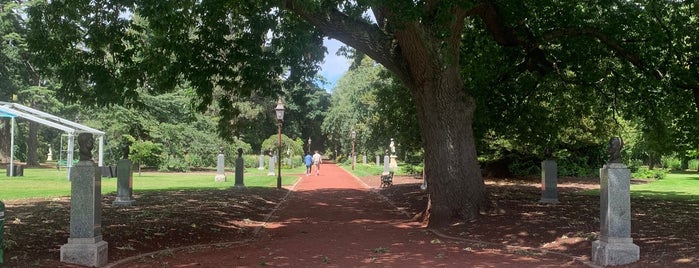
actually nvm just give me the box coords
[312,150,322,176]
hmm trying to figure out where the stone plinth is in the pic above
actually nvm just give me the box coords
[61,237,108,267]
[61,161,108,267]
[540,160,558,203]
[258,154,265,170]
[234,156,245,188]
[382,155,390,175]
[389,155,398,171]
[113,159,135,206]
[215,154,226,182]
[376,155,380,167]
[268,156,276,176]
[592,163,639,266]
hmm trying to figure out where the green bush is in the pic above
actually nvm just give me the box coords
[689,159,699,170]
[187,154,208,168]
[336,154,346,165]
[661,156,682,171]
[631,166,667,180]
[242,154,260,168]
[131,140,163,168]
[557,157,597,177]
[159,157,189,172]
[505,153,539,177]
[508,161,539,177]
[402,163,423,175]
[628,159,644,173]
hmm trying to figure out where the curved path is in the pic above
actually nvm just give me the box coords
[112,164,584,267]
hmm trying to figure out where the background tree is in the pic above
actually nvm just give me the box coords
[323,57,381,159]
[284,82,331,153]
[261,134,304,160]
[1,0,29,162]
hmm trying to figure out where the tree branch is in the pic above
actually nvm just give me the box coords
[448,7,469,60]
[472,1,554,74]
[542,27,663,80]
[282,0,409,82]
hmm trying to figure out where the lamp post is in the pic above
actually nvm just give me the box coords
[274,98,285,189]
[351,130,356,170]
[307,137,311,154]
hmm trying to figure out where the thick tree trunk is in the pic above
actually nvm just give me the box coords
[27,121,40,166]
[284,1,485,228]
[410,66,486,228]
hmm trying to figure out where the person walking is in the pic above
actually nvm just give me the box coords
[312,150,322,176]
[304,152,313,176]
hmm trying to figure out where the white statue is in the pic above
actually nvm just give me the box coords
[389,138,395,155]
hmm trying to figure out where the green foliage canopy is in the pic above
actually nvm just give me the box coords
[24,0,699,228]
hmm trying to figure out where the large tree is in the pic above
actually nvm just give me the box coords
[27,1,699,227]
[1,0,48,164]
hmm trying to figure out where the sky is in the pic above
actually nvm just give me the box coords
[318,38,351,92]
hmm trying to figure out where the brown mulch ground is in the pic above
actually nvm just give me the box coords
[1,165,697,267]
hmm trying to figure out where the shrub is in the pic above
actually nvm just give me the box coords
[336,154,346,165]
[402,163,424,175]
[159,157,189,172]
[689,159,699,171]
[506,154,540,177]
[557,157,597,177]
[131,140,163,168]
[631,166,667,180]
[242,154,260,169]
[628,159,644,173]
[660,156,682,171]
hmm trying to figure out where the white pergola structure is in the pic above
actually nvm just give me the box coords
[0,102,105,178]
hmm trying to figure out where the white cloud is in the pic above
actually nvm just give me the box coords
[319,38,350,91]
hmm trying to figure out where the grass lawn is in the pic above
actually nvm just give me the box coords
[630,172,699,200]
[343,162,699,202]
[339,162,417,177]
[0,165,305,201]
[340,163,387,177]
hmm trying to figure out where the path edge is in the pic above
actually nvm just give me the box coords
[104,176,304,268]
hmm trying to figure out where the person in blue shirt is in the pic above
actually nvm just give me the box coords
[304,152,313,176]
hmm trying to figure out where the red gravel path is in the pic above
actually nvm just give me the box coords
[110,164,585,267]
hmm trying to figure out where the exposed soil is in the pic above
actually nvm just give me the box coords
[1,167,697,267]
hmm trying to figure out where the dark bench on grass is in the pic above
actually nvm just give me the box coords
[380,171,394,187]
[5,164,24,176]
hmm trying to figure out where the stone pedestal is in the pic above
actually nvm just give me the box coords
[389,155,398,171]
[592,163,639,266]
[362,155,367,165]
[382,155,390,175]
[376,155,380,167]
[61,161,108,267]
[540,160,558,203]
[234,156,245,188]
[215,153,226,182]
[61,237,108,268]
[268,156,276,176]
[258,154,265,170]
[112,159,135,206]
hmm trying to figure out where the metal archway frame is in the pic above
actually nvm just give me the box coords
[0,102,105,178]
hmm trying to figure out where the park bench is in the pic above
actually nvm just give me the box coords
[5,164,24,176]
[380,171,394,187]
